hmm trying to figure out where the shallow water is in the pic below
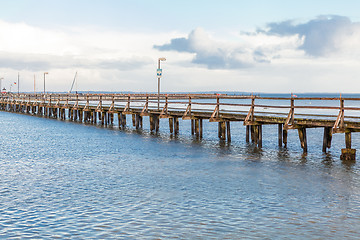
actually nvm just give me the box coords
[0,111,359,239]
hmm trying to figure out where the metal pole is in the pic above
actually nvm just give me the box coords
[34,74,36,94]
[158,59,161,110]
[18,72,19,94]
[0,77,3,93]
[44,73,45,94]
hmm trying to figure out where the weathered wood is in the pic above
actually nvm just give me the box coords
[118,113,121,127]
[132,114,136,127]
[155,115,159,132]
[191,119,195,135]
[139,115,143,128]
[322,127,332,152]
[150,115,154,131]
[297,127,307,153]
[254,125,259,145]
[246,125,250,143]
[169,118,174,134]
[340,148,356,161]
[278,124,282,147]
[345,131,351,149]
[283,129,288,148]
[221,121,226,140]
[226,121,231,142]
[199,118,203,139]
[122,113,126,128]
[3,92,360,160]
[174,117,179,135]
[195,119,199,138]
[135,114,140,129]
[258,125,262,148]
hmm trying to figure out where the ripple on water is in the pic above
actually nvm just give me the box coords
[0,112,360,239]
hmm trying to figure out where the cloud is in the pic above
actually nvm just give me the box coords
[261,15,360,57]
[0,52,151,71]
[154,28,261,69]
[154,28,301,69]
[154,15,360,70]
[0,20,157,72]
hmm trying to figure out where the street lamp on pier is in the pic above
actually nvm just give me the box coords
[43,72,49,94]
[0,77,3,94]
[157,57,166,110]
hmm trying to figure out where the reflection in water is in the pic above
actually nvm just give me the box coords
[0,111,359,239]
[322,153,335,167]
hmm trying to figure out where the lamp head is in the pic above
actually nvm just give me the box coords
[158,57,166,61]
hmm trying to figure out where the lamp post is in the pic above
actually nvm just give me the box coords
[157,57,166,110]
[17,72,19,94]
[43,72,49,94]
[0,77,3,94]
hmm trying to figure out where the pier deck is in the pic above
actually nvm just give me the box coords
[1,93,359,160]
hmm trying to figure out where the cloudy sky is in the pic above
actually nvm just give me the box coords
[1,0,360,93]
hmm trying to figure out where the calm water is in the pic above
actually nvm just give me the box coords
[1,110,360,239]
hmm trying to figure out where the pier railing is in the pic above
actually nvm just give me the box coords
[1,93,359,160]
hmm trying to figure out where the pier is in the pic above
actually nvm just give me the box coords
[1,93,359,160]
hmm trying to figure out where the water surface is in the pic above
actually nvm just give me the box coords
[0,111,359,239]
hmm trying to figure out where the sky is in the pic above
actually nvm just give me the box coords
[0,0,360,93]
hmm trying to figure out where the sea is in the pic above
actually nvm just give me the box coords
[1,93,360,239]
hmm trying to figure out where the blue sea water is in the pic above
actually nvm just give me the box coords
[0,109,360,239]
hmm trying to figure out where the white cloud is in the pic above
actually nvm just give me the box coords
[1,16,360,93]
[154,28,303,69]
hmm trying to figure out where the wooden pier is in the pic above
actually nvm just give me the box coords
[1,93,359,160]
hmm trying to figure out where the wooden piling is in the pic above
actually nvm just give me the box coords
[169,118,174,134]
[283,129,288,148]
[122,113,126,128]
[132,114,136,127]
[191,119,195,135]
[297,127,307,153]
[175,117,179,135]
[345,131,351,149]
[278,124,282,147]
[322,127,332,152]
[258,125,262,148]
[246,125,250,143]
[150,114,154,131]
[226,121,231,142]
[135,114,140,129]
[195,119,199,138]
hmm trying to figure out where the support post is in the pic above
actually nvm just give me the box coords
[246,125,250,143]
[226,121,231,142]
[195,119,199,138]
[322,127,332,152]
[278,124,282,147]
[175,117,179,135]
[258,125,262,148]
[283,129,288,148]
[341,130,356,161]
[169,118,174,134]
[297,127,307,153]
[191,119,195,135]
